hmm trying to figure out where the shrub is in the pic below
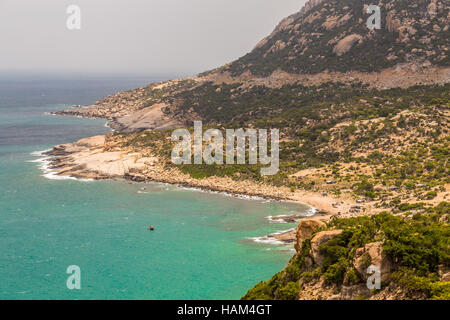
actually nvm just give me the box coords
[425,191,438,200]
[323,258,351,285]
[274,282,300,300]
[344,268,361,286]
[430,281,450,300]
[241,281,272,300]
[390,268,450,299]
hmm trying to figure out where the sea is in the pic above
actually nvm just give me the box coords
[0,75,313,299]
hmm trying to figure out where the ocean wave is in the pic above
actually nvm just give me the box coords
[180,186,270,202]
[29,150,93,182]
[30,149,52,157]
[270,227,296,235]
[265,215,293,224]
[247,236,285,246]
[265,209,316,224]
[247,228,296,246]
[104,122,115,132]
[305,207,317,216]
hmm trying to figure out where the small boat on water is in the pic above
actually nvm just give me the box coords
[148,225,155,231]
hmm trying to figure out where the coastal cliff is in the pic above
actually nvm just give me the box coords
[50,0,449,300]
[243,210,449,300]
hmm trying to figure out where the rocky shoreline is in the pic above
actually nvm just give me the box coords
[42,134,374,244]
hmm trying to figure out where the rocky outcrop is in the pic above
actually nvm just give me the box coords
[441,272,450,282]
[226,0,450,76]
[340,284,372,300]
[44,135,356,214]
[57,0,450,131]
[353,242,392,283]
[55,77,205,132]
[386,11,401,33]
[299,0,325,16]
[427,0,438,16]
[333,34,362,56]
[294,219,326,254]
[310,229,343,265]
[108,103,183,133]
[322,12,352,30]
[55,87,150,120]
[271,229,297,244]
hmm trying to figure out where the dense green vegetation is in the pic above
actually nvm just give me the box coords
[114,81,449,205]
[243,203,450,300]
[169,82,449,127]
[155,83,450,199]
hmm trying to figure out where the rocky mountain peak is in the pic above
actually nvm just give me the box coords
[225,0,449,77]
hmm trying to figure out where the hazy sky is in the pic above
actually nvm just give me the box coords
[0,0,305,77]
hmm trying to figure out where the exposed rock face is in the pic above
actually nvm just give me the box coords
[46,135,159,179]
[322,12,352,30]
[44,135,340,205]
[55,77,204,132]
[369,282,427,300]
[299,0,326,16]
[108,103,183,133]
[271,229,297,244]
[333,34,362,56]
[386,11,401,33]
[354,242,392,282]
[55,87,151,120]
[427,0,438,16]
[55,1,449,134]
[226,0,450,76]
[340,284,372,300]
[294,219,326,254]
[310,229,343,265]
[298,278,338,300]
[441,272,450,282]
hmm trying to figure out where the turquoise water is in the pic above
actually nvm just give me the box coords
[0,78,311,300]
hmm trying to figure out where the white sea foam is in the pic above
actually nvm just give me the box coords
[265,208,317,224]
[247,228,296,246]
[29,150,93,182]
[270,227,295,235]
[104,122,115,132]
[305,207,317,216]
[180,185,269,201]
[30,149,52,157]
[265,215,292,224]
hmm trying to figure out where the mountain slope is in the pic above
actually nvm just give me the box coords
[224,0,449,76]
[56,1,449,129]
[51,0,450,300]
